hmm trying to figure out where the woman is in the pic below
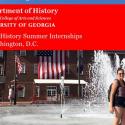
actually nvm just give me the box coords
[109,68,125,125]
[8,85,14,105]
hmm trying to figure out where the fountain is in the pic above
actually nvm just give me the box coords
[84,50,115,106]
[65,51,125,117]
[60,76,65,118]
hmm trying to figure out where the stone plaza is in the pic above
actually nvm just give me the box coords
[0,103,113,125]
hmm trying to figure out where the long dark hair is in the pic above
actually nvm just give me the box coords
[117,67,124,74]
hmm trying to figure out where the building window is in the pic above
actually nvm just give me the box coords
[64,86,69,97]
[35,86,40,97]
[34,64,38,74]
[17,86,25,98]
[77,51,83,58]
[77,61,84,75]
[77,51,84,75]
[47,86,57,96]
[20,51,26,56]
[81,85,85,97]
[0,65,4,75]
[34,51,37,56]
[21,63,26,74]
[0,51,3,58]
[66,63,70,75]
[67,64,70,74]
[80,51,83,58]
[66,51,70,75]
[80,64,84,75]
[67,51,70,58]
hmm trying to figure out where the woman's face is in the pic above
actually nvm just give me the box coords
[117,70,124,79]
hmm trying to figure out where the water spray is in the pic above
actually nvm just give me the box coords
[60,76,64,118]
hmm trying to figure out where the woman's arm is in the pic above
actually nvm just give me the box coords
[109,80,119,113]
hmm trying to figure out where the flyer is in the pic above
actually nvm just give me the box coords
[0,0,125,125]
[0,0,125,49]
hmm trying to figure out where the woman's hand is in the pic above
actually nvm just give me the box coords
[109,104,114,113]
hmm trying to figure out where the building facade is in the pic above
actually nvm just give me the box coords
[2,50,124,103]
[0,50,95,103]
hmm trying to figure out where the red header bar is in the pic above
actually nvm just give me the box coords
[0,5,125,50]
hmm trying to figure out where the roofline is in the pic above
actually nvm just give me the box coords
[34,79,87,85]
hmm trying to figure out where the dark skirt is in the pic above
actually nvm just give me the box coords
[113,96,125,108]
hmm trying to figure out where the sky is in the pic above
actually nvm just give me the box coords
[0,0,125,4]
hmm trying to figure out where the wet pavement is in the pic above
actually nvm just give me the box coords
[0,104,113,125]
